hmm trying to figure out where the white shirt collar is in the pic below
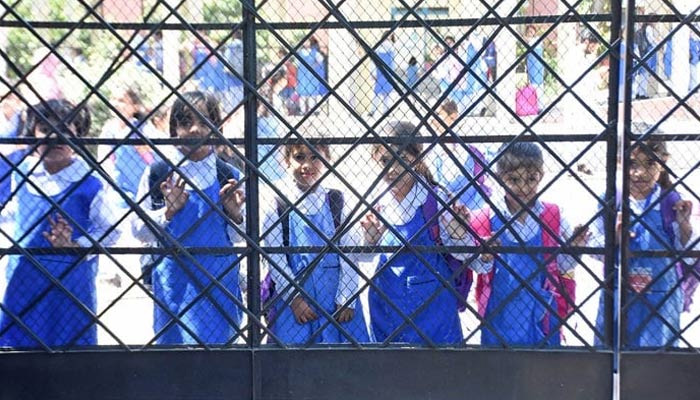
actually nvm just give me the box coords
[275,177,328,216]
[377,180,428,225]
[27,157,91,196]
[174,150,217,189]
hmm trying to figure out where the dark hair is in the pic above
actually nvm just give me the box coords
[439,99,459,117]
[118,87,146,122]
[282,143,331,160]
[24,99,91,138]
[496,142,544,174]
[408,56,418,65]
[169,91,221,138]
[373,121,439,187]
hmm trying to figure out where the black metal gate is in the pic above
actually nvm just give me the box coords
[0,0,697,399]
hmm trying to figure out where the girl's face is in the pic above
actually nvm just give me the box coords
[174,106,214,161]
[35,122,75,173]
[499,166,543,207]
[629,149,662,198]
[286,145,327,192]
[373,147,417,196]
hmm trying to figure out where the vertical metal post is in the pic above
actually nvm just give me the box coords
[243,0,260,347]
[607,4,624,400]
[619,0,638,379]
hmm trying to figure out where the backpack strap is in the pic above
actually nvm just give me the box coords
[468,145,492,197]
[421,190,442,245]
[148,159,171,210]
[326,188,344,235]
[660,190,681,243]
[216,157,241,185]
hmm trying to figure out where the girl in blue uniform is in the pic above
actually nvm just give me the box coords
[132,91,246,345]
[262,143,370,344]
[594,139,696,348]
[372,33,396,116]
[475,142,588,347]
[0,99,122,348]
[361,121,472,345]
[296,37,323,114]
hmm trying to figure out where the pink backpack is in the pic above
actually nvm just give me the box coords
[469,204,576,326]
[515,85,539,116]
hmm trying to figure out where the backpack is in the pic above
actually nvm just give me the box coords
[261,189,344,318]
[467,144,492,199]
[469,203,576,325]
[421,192,473,312]
[658,191,700,312]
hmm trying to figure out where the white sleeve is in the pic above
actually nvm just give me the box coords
[437,191,476,261]
[335,201,363,309]
[74,181,124,250]
[130,166,169,244]
[556,211,578,275]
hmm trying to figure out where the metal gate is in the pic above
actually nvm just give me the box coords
[0,0,697,399]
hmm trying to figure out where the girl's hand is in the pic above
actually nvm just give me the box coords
[291,297,318,324]
[360,210,386,245]
[161,174,189,220]
[219,179,245,224]
[480,237,499,263]
[674,200,693,246]
[335,304,355,323]
[445,203,471,239]
[674,200,693,225]
[571,225,590,247]
[43,214,77,248]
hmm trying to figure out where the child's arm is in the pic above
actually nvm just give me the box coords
[131,166,171,244]
[219,178,246,244]
[437,192,476,261]
[557,210,591,275]
[672,199,698,265]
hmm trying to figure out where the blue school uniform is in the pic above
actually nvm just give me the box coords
[526,42,545,86]
[152,178,243,345]
[374,48,395,96]
[271,195,369,344]
[0,170,102,348]
[624,189,682,348]
[296,48,321,97]
[594,186,684,348]
[368,193,462,345]
[481,213,560,347]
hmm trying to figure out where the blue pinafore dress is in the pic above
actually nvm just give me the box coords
[481,215,560,347]
[625,195,682,348]
[0,175,101,348]
[271,198,369,344]
[152,182,242,345]
[368,198,463,344]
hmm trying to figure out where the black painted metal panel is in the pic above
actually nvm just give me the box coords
[0,351,252,400]
[257,350,613,400]
[621,353,700,400]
